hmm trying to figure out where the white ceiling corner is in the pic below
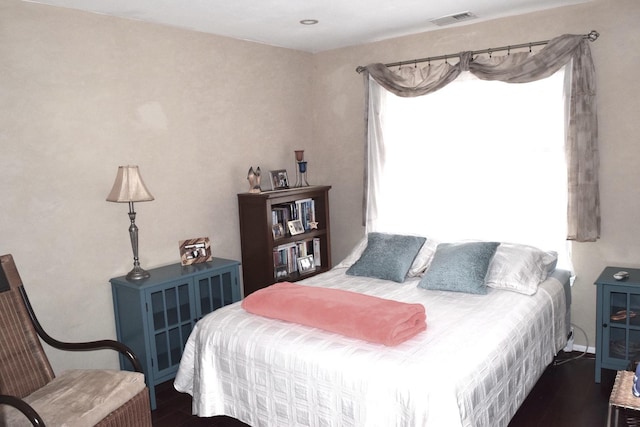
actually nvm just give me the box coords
[23,0,593,52]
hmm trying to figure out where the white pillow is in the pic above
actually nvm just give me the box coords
[485,243,558,295]
[334,237,369,269]
[335,234,437,277]
[407,238,438,277]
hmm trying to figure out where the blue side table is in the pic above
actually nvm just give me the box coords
[110,258,241,409]
[595,267,640,383]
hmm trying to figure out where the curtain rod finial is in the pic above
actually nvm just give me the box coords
[587,30,599,42]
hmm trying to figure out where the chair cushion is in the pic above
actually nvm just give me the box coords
[1,369,146,427]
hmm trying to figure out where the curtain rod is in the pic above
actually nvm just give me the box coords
[355,30,599,73]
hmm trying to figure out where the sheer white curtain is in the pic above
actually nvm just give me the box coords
[362,34,599,244]
[367,68,572,267]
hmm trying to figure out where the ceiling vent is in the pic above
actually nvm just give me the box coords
[430,11,477,26]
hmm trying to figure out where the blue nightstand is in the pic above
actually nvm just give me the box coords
[595,267,640,383]
[110,258,241,409]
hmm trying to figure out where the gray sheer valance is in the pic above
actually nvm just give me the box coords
[361,33,599,242]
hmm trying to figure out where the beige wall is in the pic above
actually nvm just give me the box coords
[1,0,638,373]
[312,0,640,352]
[1,0,313,371]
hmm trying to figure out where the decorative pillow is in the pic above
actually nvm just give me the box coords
[485,243,559,295]
[336,234,435,277]
[346,233,426,282]
[418,241,500,294]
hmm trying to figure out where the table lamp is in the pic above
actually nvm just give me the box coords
[106,165,155,280]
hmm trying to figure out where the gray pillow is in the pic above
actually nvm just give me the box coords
[418,242,499,294]
[346,232,426,283]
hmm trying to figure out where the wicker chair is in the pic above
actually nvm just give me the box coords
[0,254,152,427]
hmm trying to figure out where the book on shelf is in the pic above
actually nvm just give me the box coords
[273,238,321,278]
[271,198,316,235]
[297,241,308,257]
[271,206,291,230]
[313,237,321,267]
[273,242,298,278]
[294,198,315,231]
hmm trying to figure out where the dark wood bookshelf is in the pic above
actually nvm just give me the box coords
[237,185,332,296]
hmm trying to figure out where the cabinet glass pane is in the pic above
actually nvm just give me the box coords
[609,327,627,360]
[151,291,166,330]
[610,292,629,326]
[169,327,181,366]
[211,276,223,311]
[199,278,211,314]
[165,288,178,326]
[631,329,640,361]
[631,294,640,327]
[182,323,193,346]
[222,272,233,305]
[178,284,190,321]
[155,332,169,371]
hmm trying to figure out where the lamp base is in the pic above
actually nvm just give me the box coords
[126,265,150,281]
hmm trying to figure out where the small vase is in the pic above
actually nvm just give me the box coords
[296,161,309,187]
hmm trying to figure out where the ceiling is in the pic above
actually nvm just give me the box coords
[24,0,591,53]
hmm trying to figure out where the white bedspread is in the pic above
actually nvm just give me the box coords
[175,267,566,427]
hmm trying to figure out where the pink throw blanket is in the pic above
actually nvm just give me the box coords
[241,282,427,346]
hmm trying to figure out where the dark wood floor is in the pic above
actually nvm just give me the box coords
[152,351,619,427]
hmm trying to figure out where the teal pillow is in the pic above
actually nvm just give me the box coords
[346,233,426,283]
[418,242,499,294]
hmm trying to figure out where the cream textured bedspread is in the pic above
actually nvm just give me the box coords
[174,267,567,427]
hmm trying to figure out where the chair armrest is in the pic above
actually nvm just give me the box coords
[0,394,46,426]
[42,338,144,374]
[18,286,144,374]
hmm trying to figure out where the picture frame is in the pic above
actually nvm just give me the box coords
[287,219,304,236]
[179,237,213,266]
[275,264,289,280]
[272,223,284,240]
[269,169,289,190]
[297,255,315,275]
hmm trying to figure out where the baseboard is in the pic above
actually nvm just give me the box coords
[563,325,594,354]
[571,344,595,354]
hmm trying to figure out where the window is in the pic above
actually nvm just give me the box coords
[368,68,570,267]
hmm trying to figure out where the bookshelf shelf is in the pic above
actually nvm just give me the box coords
[237,185,332,296]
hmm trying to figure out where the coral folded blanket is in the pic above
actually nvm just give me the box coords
[241,282,427,346]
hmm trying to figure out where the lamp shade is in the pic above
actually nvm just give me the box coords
[106,166,155,203]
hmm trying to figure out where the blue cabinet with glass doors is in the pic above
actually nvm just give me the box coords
[110,258,241,409]
[595,267,640,383]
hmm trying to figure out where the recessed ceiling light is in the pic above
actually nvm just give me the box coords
[300,19,319,25]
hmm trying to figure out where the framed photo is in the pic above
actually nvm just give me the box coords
[179,237,213,266]
[275,264,289,280]
[287,219,304,236]
[297,255,315,275]
[269,169,289,190]
[272,223,284,240]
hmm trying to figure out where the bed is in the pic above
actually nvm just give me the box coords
[174,235,570,427]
